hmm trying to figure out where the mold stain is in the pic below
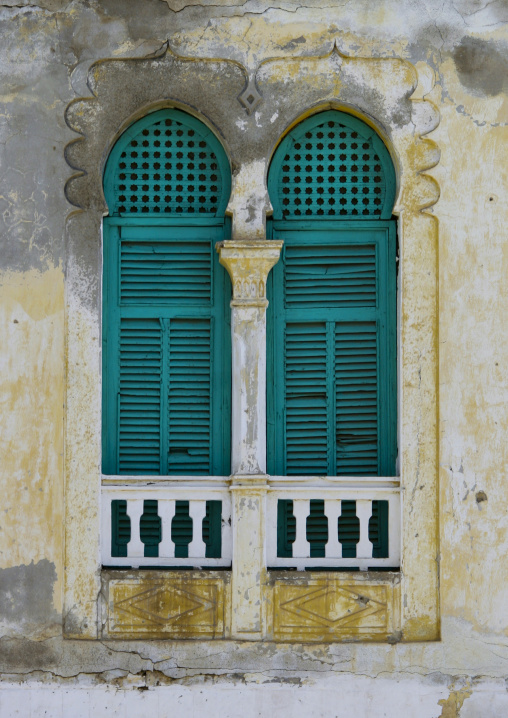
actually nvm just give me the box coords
[452,37,508,98]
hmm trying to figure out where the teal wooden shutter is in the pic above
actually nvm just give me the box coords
[103,222,231,476]
[335,321,379,475]
[102,109,232,478]
[167,318,212,474]
[118,317,162,473]
[284,322,329,475]
[267,224,396,477]
[267,110,397,479]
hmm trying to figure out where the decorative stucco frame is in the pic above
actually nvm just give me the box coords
[64,45,440,641]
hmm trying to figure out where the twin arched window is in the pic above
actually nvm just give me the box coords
[102,108,397,479]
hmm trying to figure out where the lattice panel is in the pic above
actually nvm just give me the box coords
[275,119,387,219]
[110,117,223,215]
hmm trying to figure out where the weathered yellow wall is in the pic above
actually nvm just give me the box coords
[0,1,507,713]
[0,268,64,638]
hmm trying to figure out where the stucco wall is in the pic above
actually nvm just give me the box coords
[0,1,507,715]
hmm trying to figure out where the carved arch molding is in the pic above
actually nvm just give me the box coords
[64,45,441,641]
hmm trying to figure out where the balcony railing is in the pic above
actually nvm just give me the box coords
[101,476,400,571]
[266,477,401,570]
[101,478,232,569]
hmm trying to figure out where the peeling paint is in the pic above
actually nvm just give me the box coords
[437,681,472,718]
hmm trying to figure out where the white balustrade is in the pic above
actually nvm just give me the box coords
[101,479,232,568]
[266,477,401,570]
[102,476,400,571]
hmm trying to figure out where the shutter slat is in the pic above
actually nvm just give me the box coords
[285,322,328,475]
[120,239,211,304]
[168,318,211,474]
[285,243,376,308]
[335,322,379,476]
[118,317,162,474]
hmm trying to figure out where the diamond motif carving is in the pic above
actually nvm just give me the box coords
[106,575,226,639]
[272,578,396,641]
[238,75,263,114]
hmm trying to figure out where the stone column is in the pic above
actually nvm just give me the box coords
[217,240,283,640]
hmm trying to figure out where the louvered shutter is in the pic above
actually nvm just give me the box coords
[103,108,232,479]
[285,322,328,475]
[267,224,396,477]
[102,223,231,476]
[118,317,162,474]
[335,322,379,475]
[168,318,212,474]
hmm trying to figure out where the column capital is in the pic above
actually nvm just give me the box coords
[216,240,283,307]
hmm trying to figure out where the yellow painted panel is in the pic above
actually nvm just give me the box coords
[105,573,227,639]
[272,576,397,642]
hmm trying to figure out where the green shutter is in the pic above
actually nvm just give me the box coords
[285,322,329,475]
[335,322,379,475]
[118,317,162,474]
[168,318,212,474]
[119,236,212,304]
[103,109,232,478]
[284,243,377,308]
[267,223,396,477]
[103,222,231,476]
[268,111,396,567]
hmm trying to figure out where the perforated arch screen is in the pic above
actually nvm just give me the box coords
[104,109,230,217]
[268,111,396,220]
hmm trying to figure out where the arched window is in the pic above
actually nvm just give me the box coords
[102,108,232,477]
[267,110,397,478]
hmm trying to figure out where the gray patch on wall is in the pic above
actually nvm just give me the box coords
[452,37,508,97]
[0,560,60,633]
